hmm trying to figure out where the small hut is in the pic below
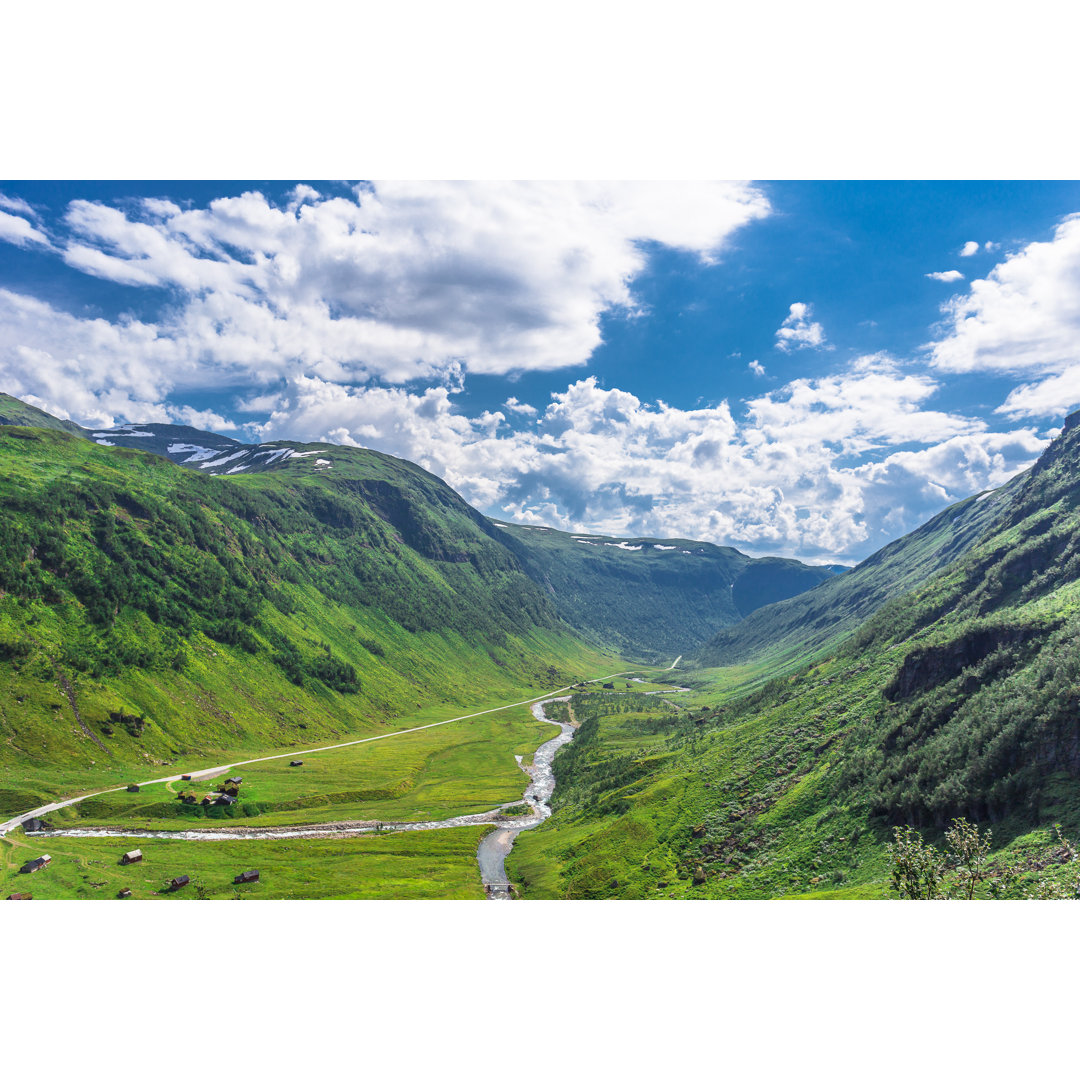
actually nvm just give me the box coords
[21,854,51,874]
[289,760,304,767]
[181,774,192,781]
[200,794,217,805]
[6,893,32,900]
[121,849,143,865]
[23,817,48,833]
[216,794,237,806]
[117,888,132,899]
[169,875,190,890]
[234,870,260,884]
[226,777,243,786]
[126,783,140,793]
[182,793,198,805]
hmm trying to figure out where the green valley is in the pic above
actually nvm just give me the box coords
[6,388,1080,902]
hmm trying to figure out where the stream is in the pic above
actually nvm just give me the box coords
[34,695,581,899]
[476,696,575,900]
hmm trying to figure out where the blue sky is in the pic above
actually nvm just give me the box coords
[1,180,1078,562]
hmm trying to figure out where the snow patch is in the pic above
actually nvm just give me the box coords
[101,429,154,437]
[491,523,508,528]
[976,491,995,502]
[604,541,643,551]
[226,464,250,473]
[291,449,323,458]
[168,443,221,462]
[94,439,116,446]
[254,447,294,463]
[574,539,596,545]
[654,544,676,550]
[199,450,248,469]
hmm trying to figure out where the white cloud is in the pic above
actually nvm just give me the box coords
[928,214,1080,420]
[748,359,766,376]
[0,210,51,249]
[504,397,538,417]
[251,363,1010,561]
[774,302,828,351]
[926,270,965,283]
[0,193,38,218]
[959,241,980,257]
[5,182,770,395]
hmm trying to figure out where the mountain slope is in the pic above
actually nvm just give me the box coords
[693,476,1017,671]
[0,393,87,438]
[492,520,840,660]
[0,392,841,662]
[0,425,604,813]
[509,412,1080,898]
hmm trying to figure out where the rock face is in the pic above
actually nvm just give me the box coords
[883,625,1043,702]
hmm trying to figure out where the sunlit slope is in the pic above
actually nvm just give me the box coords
[0,426,605,812]
[493,520,838,660]
[511,412,1080,898]
[693,479,1016,671]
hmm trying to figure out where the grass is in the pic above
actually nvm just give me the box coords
[57,703,556,828]
[0,826,493,900]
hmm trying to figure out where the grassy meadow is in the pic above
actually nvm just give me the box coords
[1,826,493,900]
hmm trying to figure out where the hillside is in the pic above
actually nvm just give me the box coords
[692,476,1016,672]
[0,425,604,815]
[492,520,839,660]
[508,412,1080,898]
[0,392,839,663]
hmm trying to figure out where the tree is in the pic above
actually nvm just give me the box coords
[945,817,992,900]
[888,824,947,899]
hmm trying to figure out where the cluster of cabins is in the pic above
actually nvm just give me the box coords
[176,776,244,807]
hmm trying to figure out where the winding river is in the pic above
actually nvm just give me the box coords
[32,695,581,899]
[476,696,575,900]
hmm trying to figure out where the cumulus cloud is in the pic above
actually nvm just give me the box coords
[748,359,766,376]
[775,302,828,351]
[927,214,1080,419]
[926,270,965,282]
[959,241,980,257]
[0,210,51,249]
[3,181,771,395]
[250,363,1012,561]
[504,397,538,417]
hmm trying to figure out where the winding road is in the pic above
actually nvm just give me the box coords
[0,670,642,838]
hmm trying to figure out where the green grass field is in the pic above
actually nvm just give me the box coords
[0,826,493,899]
[55,702,557,828]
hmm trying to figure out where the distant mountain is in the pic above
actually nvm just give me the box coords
[0,391,841,661]
[692,478,1012,671]
[495,521,841,660]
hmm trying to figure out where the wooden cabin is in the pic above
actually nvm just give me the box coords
[121,849,143,865]
[6,893,32,900]
[117,888,132,899]
[182,793,198,805]
[289,760,304,767]
[126,783,140,793]
[234,870,260,884]
[226,777,243,786]
[200,794,217,806]
[169,875,190,890]
[21,854,51,874]
[603,682,615,689]
[23,817,47,832]
[216,794,237,806]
